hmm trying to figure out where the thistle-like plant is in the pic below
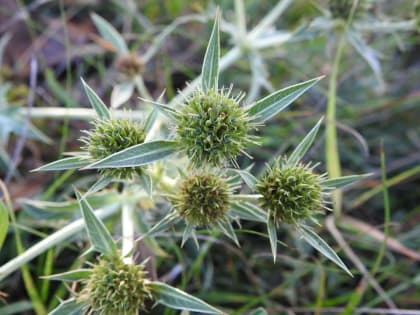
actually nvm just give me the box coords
[46,192,226,315]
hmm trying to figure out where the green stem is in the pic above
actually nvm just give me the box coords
[121,195,135,264]
[326,30,346,218]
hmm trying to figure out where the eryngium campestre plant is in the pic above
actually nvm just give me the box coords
[79,255,152,315]
[257,158,327,225]
[176,88,257,167]
[171,171,233,226]
[81,118,146,179]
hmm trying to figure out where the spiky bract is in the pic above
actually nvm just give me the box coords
[257,159,324,225]
[171,172,232,226]
[81,118,146,179]
[79,255,152,315]
[176,88,255,167]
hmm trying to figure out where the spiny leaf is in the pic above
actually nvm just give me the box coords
[42,269,92,282]
[297,225,352,276]
[111,82,134,108]
[81,78,111,120]
[229,202,267,223]
[267,216,278,263]
[217,218,239,246]
[76,190,118,256]
[150,282,224,314]
[33,156,90,172]
[201,11,220,91]
[142,211,180,239]
[247,76,323,124]
[323,174,370,189]
[84,140,179,169]
[48,298,85,315]
[90,13,128,54]
[85,176,113,196]
[288,117,324,165]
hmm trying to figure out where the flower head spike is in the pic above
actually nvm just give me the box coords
[79,255,153,315]
[81,118,146,179]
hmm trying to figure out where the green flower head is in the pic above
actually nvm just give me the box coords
[79,255,152,315]
[170,171,234,226]
[257,158,327,225]
[81,118,146,179]
[176,88,257,168]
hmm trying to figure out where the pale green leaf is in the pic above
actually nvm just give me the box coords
[201,12,220,91]
[143,211,179,239]
[323,174,370,189]
[140,97,179,121]
[81,78,110,120]
[49,298,85,315]
[298,225,352,276]
[247,76,323,124]
[217,218,239,246]
[231,169,257,190]
[76,191,118,256]
[139,173,153,197]
[90,13,128,54]
[229,202,267,223]
[33,156,90,172]
[85,176,113,196]
[150,282,224,314]
[288,117,324,164]
[249,307,268,315]
[42,269,92,282]
[111,82,134,108]
[84,140,179,169]
[0,301,33,315]
[181,224,195,247]
[0,201,9,250]
[144,108,158,134]
[267,216,278,263]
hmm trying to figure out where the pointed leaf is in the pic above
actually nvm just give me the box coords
[249,307,268,315]
[323,174,370,189]
[33,156,90,172]
[139,173,153,197]
[297,225,352,276]
[42,269,92,282]
[0,201,9,250]
[182,224,195,247]
[90,13,128,54]
[76,191,118,256]
[81,78,110,120]
[140,97,179,121]
[267,216,278,263]
[150,282,223,314]
[247,76,323,124]
[201,12,220,91]
[49,298,85,315]
[144,108,158,134]
[230,202,267,223]
[217,218,239,246]
[111,82,134,108]
[84,140,179,169]
[143,211,179,239]
[288,117,324,164]
[86,176,113,196]
[231,169,257,190]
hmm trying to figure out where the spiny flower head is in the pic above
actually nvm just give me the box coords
[170,171,234,226]
[79,255,152,315]
[81,118,146,179]
[329,0,369,20]
[176,88,257,168]
[256,158,326,225]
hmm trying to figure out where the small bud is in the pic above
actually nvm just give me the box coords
[79,255,153,315]
[176,88,256,167]
[115,54,144,78]
[81,118,146,179]
[257,159,325,225]
[171,172,232,226]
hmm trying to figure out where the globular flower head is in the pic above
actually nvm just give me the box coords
[256,158,326,225]
[79,255,153,315]
[81,118,146,179]
[115,54,144,78]
[170,171,233,226]
[176,88,256,168]
[329,0,369,20]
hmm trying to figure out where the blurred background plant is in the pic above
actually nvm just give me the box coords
[0,0,419,314]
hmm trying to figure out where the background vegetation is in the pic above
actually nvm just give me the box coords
[0,0,419,314]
